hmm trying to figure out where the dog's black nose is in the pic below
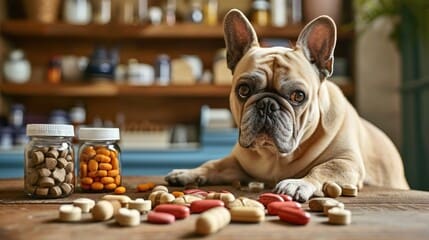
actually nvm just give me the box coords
[256,98,280,116]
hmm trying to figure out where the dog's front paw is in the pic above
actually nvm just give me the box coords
[273,179,316,203]
[164,169,207,186]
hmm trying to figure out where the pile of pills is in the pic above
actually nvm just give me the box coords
[25,146,74,198]
[79,146,121,192]
[56,182,357,232]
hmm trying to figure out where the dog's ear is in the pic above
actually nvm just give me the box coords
[297,16,337,80]
[224,9,259,73]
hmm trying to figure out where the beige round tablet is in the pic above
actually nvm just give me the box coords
[92,200,114,221]
[101,195,132,207]
[323,199,344,216]
[128,198,152,213]
[73,198,95,213]
[248,182,264,192]
[152,185,169,193]
[328,207,352,225]
[59,204,82,222]
[342,184,358,197]
[308,197,331,212]
[115,208,141,227]
[323,182,342,198]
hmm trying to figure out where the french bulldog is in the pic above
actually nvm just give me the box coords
[165,9,409,202]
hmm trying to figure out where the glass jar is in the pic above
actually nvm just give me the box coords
[24,124,75,198]
[78,128,121,192]
[251,0,270,27]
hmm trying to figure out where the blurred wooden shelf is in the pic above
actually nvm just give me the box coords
[0,20,355,40]
[0,82,232,97]
[0,82,354,98]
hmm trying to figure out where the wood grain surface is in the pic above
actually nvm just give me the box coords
[1,176,429,240]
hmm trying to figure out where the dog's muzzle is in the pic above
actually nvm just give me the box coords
[239,95,295,153]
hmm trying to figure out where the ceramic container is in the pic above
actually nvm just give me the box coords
[3,49,31,84]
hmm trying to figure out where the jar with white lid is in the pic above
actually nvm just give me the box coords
[78,127,121,192]
[24,124,75,198]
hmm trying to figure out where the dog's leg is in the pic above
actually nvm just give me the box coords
[274,158,363,202]
[165,155,252,186]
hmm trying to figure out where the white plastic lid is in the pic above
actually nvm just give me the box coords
[26,124,75,137]
[79,128,120,140]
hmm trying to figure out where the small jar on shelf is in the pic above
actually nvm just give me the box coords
[47,56,62,84]
[24,124,75,199]
[251,0,270,27]
[78,127,122,193]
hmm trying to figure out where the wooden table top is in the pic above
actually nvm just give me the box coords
[1,176,429,240]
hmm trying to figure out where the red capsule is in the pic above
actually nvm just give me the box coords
[190,199,224,213]
[154,204,190,219]
[278,207,311,225]
[183,189,208,197]
[279,194,293,201]
[147,211,175,224]
[258,193,284,207]
[267,201,302,215]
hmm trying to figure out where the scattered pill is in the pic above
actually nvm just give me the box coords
[101,194,132,207]
[258,193,284,207]
[172,191,185,198]
[308,197,331,212]
[149,191,175,207]
[152,185,169,193]
[114,186,127,194]
[59,204,82,222]
[248,182,264,192]
[154,204,190,219]
[190,199,225,213]
[228,197,265,210]
[173,194,203,206]
[206,192,235,205]
[147,211,175,224]
[92,200,115,221]
[128,198,152,214]
[278,207,311,225]
[280,194,293,201]
[183,189,208,197]
[328,207,352,225]
[323,181,342,198]
[73,198,95,213]
[341,184,358,197]
[195,207,230,235]
[267,201,302,215]
[230,206,265,223]
[137,182,155,192]
[115,208,141,227]
[323,199,345,216]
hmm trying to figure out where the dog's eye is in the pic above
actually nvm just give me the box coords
[237,84,251,98]
[290,90,305,105]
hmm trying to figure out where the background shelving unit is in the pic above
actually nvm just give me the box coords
[0,20,355,126]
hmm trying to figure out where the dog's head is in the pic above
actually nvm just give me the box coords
[224,9,337,155]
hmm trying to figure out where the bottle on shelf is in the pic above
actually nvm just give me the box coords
[92,0,111,24]
[203,0,218,26]
[47,56,62,84]
[251,0,270,27]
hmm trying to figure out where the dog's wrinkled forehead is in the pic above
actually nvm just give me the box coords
[232,46,319,88]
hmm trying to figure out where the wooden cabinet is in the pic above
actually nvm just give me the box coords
[0,0,355,134]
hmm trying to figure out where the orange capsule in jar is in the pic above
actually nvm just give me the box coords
[78,128,122,193]
[105,183,117,190]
